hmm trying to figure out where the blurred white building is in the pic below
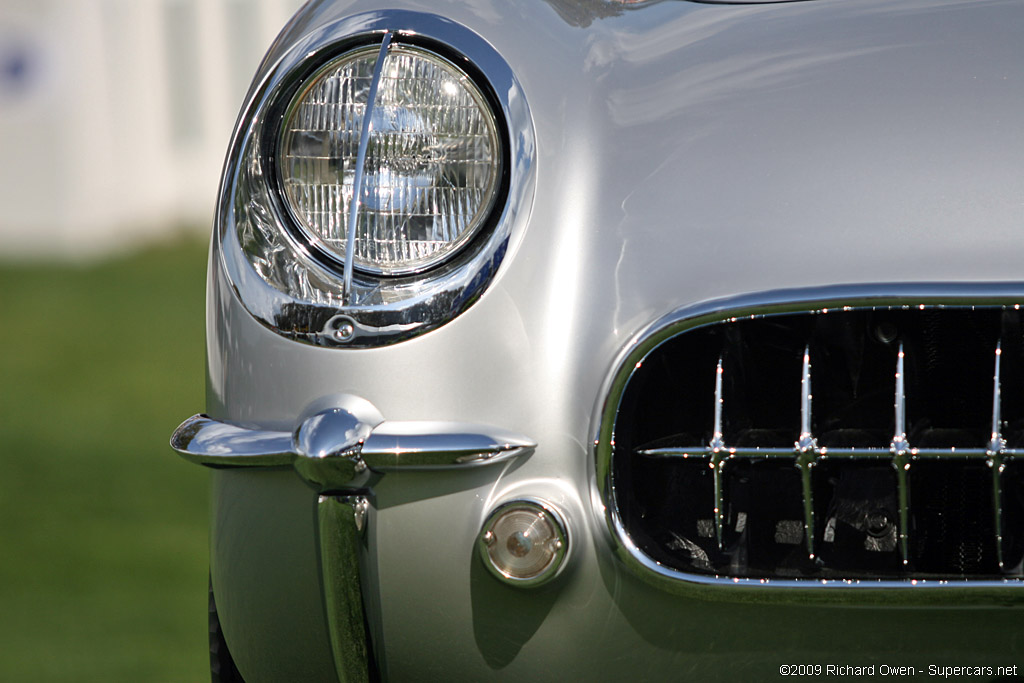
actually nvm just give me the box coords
[0,0,306,259]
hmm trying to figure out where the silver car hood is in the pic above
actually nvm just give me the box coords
[257,0,1024,339]
[213,0,1024,446]
[205,1,1024,679]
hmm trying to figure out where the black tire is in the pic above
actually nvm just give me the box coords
[209,577,245,683]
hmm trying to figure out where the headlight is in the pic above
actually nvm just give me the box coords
[220,14,534,347]
[277,43,503,276]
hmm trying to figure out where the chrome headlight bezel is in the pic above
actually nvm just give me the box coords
[216,12,534,348]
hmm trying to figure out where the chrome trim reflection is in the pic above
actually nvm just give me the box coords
[363,423,535,470]
[171,416,294,467]
[593,283,1024,602]
[219,11,535,347]
[171,394,535,493]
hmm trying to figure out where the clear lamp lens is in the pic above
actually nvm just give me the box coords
[480,501,568,585]
[278,44,502,275]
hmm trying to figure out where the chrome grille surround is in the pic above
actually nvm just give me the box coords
[594,284,1024,600]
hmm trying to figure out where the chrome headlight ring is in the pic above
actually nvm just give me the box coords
[217,11,535,347]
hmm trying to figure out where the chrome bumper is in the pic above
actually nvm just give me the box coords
[171,394,534,683]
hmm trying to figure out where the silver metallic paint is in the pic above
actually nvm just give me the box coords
[202,0,1024,680]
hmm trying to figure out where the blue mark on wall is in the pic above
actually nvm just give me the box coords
[0,41,39,99]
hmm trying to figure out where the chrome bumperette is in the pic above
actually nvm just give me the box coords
[174,394,534,682]
[218,11,535,347]
[318,494,372,683]
[593,283,1024,601]
[171,395,535,493]
[362,423,537,470]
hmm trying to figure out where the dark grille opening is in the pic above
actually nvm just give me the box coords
[811,312,900,449]
[903,310,999,448]
[910,461,998,575]
[1002,463,1024,573]
[631,457,718,572]
[613,305,1024,581]
[815,462,903,576]
[721,320,804,448]
[723,460,814,576]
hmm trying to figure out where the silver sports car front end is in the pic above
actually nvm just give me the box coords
[173,0,1024,680]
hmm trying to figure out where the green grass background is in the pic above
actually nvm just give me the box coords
[0,237,210,681]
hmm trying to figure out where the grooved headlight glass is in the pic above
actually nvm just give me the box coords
[278,43,503,276]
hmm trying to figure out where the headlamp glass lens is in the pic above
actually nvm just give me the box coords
[279,44,502,275]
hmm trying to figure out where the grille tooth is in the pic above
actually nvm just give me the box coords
[796,347,818,561]
[891,344,913,567]
[798,463,816,561]
[994,461,1006,570]
[895,464,912,568]
[711,357,726,550]
[990,343,1006,569]
[617,305,1024,581]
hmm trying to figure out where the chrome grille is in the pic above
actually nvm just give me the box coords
[608,304,1024,581]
